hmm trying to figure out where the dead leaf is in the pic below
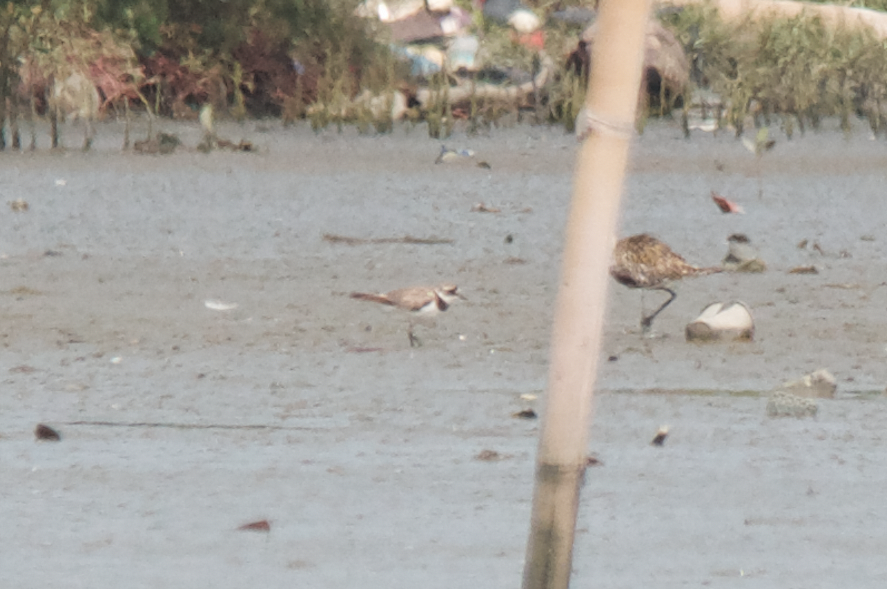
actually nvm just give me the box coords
[237,520,271,532]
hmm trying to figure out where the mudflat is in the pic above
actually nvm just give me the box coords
[3,118,887,587]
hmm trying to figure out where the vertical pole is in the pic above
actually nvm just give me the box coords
[521,1,652,588]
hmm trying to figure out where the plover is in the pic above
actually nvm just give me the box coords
[723,233,766,272]
[350,284,465,346]
[610,234,722,332]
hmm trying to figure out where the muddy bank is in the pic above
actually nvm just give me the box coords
[2,118,887,587]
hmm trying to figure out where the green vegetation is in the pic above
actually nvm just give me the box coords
[663,4,887,136]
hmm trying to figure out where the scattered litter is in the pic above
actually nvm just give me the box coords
[789,265,818,274]
[711,191,743,214]
[55,179,67,186]
[503,257,527,265]
[797,239,808,249]
[9,199,29,212]
[519,393,537,401]
[205,299,239,311]
[448,34,479,71]
[110,357,123,364]
[471,203,501,213]
[323,233,453,246]
[237,520,271,532]
[475,449,505,461]
[585,455,603,467]
[651,425,669,446]
[35,423,61,441]
[435,145,476,164]
[133,133,181,155]
[216,139,255,152]
[686,301,754,342]
[483,0,541,33]
[741,128,776,155]
[766,391,818,418]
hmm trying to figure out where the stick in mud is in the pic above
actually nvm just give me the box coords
[521,1,652,588]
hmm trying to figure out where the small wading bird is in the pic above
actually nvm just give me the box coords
[610,234,723,332]
[350,284,465,347]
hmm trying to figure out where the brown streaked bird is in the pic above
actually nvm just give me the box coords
[350,284,465,346]
[610,234,722,332]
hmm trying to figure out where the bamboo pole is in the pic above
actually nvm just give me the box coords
[521,1,652,588]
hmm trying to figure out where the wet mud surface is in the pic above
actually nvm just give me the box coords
[3,119,887,587]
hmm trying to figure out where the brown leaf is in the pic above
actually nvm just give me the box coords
[237,520,271,532]
[789,266,818,275]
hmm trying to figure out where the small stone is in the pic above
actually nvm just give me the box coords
[766,391,818,418]
[781,368,837,399]
[35,424,61,441]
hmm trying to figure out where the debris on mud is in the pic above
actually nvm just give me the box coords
[651,425,669,446]
[779,368,837,399]
[685,301,754,343]
[204,300,239,311]
[237,520,271,532]
[133,133,182,155]
[711,191,743,214]
[475,449,507,461]
[35,424,61,441]
[471,203,501,213]
[766,391,819,419]
[323,233,454,246]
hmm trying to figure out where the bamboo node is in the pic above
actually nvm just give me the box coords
[575,106,635,140]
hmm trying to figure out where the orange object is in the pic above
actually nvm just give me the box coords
[711,191,744,214]
[514,29,545,50]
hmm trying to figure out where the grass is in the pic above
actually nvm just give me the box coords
[664,5,887,137]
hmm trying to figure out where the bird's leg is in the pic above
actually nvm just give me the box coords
[408,321,422,347]
[640,287,677,332]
